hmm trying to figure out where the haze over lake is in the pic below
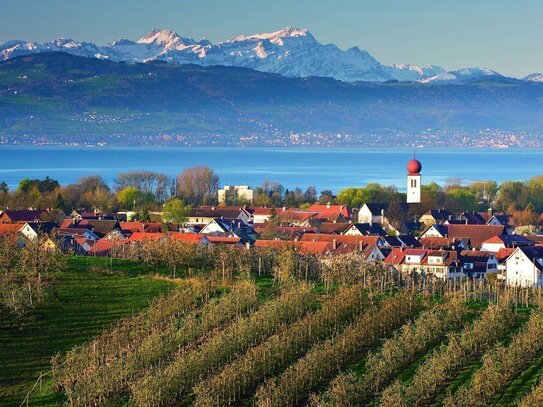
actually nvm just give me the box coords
[1,146,542,192]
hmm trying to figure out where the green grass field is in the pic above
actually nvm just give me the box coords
[0,258,176,407]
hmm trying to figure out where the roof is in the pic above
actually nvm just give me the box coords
[482,234,533,247]
[206,236,242,245]
[0,209,46,222]
[398,235,422,248]
[447,224,506,249]
[190,206,245,219]
[88,239,131,256]
[495,248,516,262]
[0,223,23,235]
[459,250,496,263]
[362,203,389,214]
[129,232,165,241]
[306,204,350,221]
[168,232,205,244]
[120,221,162,233]
[421,209,451,221]
[419,237,457,249]
[300,233,381,246]
[254,240,333,256]
[317,222,351,235]
[348,223,387,236]
[460,211,487,225]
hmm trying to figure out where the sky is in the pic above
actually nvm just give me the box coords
[0,0,541,77]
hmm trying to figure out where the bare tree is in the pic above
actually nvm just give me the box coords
[115,171,173,203]
[176,166,219,205]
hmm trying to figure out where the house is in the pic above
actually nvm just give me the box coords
[252,224,317,240]
[459,250,499,279]
[505,246,543,287]
[487,214,515,234]
[187,206,251,225]
[0,209,47,223]
[254,240,333,256]
[343,223,387,237]
[419,224,505,250]
[419,209,452,226]
[299,233,386,260]
[358,203,389,224]
[480,235,533,252]
[317,222,352,235]
[306,203,351,223]
[384,248,463,279]
[358,203,407,235]
[199,218,258,244]
[457,211,487,225]
[419,236,468,251]
[120,221,162,235]
[423,250,463,279]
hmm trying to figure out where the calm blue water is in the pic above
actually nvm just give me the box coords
[0,146,541,192]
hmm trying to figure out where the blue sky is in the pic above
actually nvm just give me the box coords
[1,0,541,77]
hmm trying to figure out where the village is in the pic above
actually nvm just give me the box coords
[1,156,543,288]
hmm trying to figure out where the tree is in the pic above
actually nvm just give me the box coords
[117,187,144,210]
[0,181,8,193]
[176,166,219,206]
[494,181,529,212]
[512,204,539,227]
[269,206,280,225]
[115,171,172,203]
[162,198,190,224]
[319,190,335,204]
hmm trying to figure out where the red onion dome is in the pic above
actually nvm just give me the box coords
[407,159,422,174]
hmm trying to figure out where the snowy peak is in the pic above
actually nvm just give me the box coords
[420,67,502,84]
[137,29,196,49]
[523,73,543,82]
[0,26,494,83]
[225,26,312,44]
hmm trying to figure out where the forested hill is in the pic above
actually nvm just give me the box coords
[1,52,543,144]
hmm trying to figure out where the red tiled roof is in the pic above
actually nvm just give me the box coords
[120,221,162,233]
[207,236,242,244]
[168,232,205,244]
[254,240,332,255]
[307,204,350,218]
[445,224,505,249]
[419,237,457,249]
[129,232,165,241]
[300,233,380,246]
[0,223,23,235]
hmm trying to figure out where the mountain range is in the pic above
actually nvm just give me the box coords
[1,51,543,145]
[0,26,518,83]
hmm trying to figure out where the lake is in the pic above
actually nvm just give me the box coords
[0,146,542,192]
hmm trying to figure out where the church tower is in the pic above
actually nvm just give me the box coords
[406,156,422,204]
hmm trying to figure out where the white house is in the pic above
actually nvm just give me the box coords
[505,246,543,287]
[358,204,389,224]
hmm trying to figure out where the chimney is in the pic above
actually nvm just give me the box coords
[327,202,331,208]
[332,239,337,250]
[359,240,363,252]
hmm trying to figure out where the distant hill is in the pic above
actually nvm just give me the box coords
[1,52,543,144]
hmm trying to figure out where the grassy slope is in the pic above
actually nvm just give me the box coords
[0,258,175,407]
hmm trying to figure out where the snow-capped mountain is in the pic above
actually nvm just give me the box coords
[0,26,449,82]
[419,67,502,84]
[523,73,543,82]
